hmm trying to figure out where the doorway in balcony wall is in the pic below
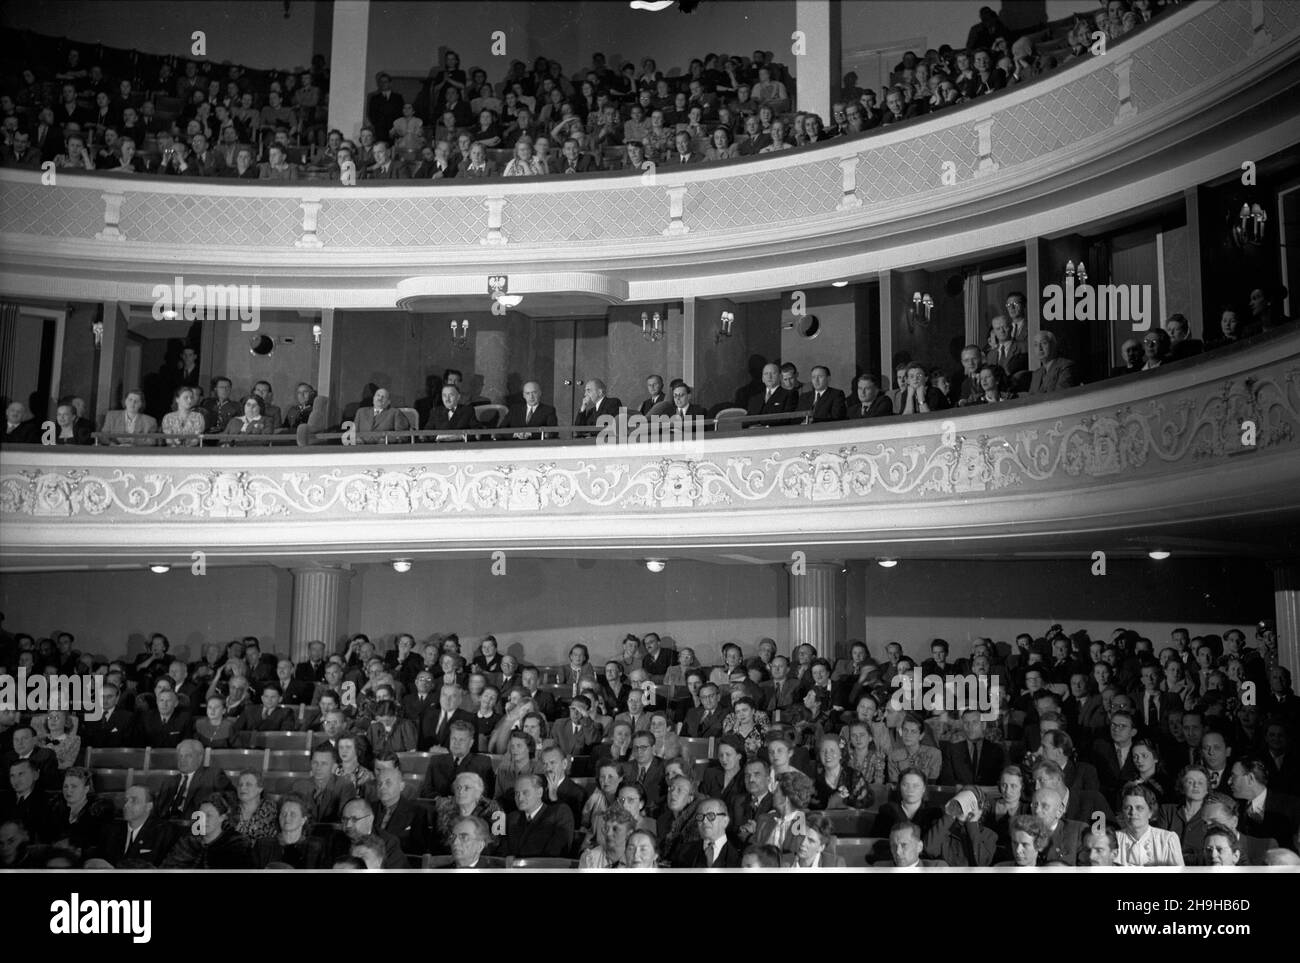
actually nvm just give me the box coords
[0,305,65,423]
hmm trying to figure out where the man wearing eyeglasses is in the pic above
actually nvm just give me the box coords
[331,798,408,868]
[673,797,742,867]
[1140,328,1171,370]
[621,733,667,815]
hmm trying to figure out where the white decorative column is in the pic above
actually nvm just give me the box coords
[794,0,841,122]
[290,565,354,662]
[1272,563,1300,685]
[327,0,371,141]
[789,561,843,657]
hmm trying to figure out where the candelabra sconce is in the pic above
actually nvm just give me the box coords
[904,292,934,331]
[641,311,664,343]
[311,321,322,349]
[92,320,104,349]
[715,310,735,344]
[450,318,469,349]
[1231,202,1268,247]
[1065,260,1088,285]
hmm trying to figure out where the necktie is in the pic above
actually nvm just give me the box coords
[705,843,715,867]
[527,407,534,421]
[126,825,137,852]
[175,773,191,813]
[681,155,688,163]
[971,742,980,776]
[679,408,686,417]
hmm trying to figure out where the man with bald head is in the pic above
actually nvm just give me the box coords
[574,378,622,428]
[156,739,233,818]
[355,387,410,443]
[2,402,40,445]
[747,362,798,426]
[95,784,176,866]
[673,796,742,867]
[503,380,558,439]
[1030,785,1086,865]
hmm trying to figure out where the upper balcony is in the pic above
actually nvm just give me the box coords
[2,328,1297,567]
[3,0,1300,306]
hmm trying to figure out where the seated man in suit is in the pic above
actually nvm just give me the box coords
[81,681,135,748]
[234,681,297,734]
[666,129,704,165]
[355,386,409,443]
[682,683,726,739]
[331,798,408,868]
[1110,338,1144,378]
[2,726,60,792]
[292,744,357,824]
[94,785,176,866]
[0,758,53,842]
[846,373,893,419]
[421,685,479,751]
[939,709,1006,786]
[574,378,622,430]
[1092,709,1142,799]
[373,766,428,856]
[272,660,314,706]
[1031,786,1085,864]
[880,820,947,867]
[674,796,743,867]
[1198,792,1276,865]
[558,136,601,173]
[502,380,559,440]
[1230,756,1300,852]
[801,365,848,423]
[668,383,707,429]
[421,720,495,798]
[137,689,192,748]
[364,140,407,179]
[746,363,798,427]
[923,786,998,866]
[1028,330,1079,394]
[2,402,41,446]
[641,633,676,682]
[518,667,558,720]
[985,314,1028,387]
[540,745,588,826]
[553,695,603,757]
[156,739,233,820]
[504,772,575,858]
[425,383,476,434]
[622,731,668,815]
[638,374,666,416]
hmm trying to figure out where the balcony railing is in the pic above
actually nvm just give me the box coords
[2,331,1296,562]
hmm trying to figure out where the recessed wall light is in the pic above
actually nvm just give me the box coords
[645,558,667,573]
[392,559,412,573]
[831,280,849,288]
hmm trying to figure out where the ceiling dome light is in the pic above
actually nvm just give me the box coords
[831,280,849,288]
[645,558,667,573]
[391,559,412,573]
[495,294,522,308]
[877,558,899,568]
[149,563,170,574]
[1147,550,1171,561]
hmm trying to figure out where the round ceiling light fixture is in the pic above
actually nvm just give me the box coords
[644,558,667,573]
[1147,550,1171,561]
[149,563,171,574]
[877,558,899,568]
[391,559,413,573]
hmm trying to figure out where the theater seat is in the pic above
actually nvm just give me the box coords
[713,407,747,430]
[423,854,508,868]
[396,751,433,776]
[823,808,874,837]
[253,731,312,751]
[677,737,713,763]
[209,748,268,773]
[92,767,133,792]
[86,748,146,770]
[146,747,180,770]
[262,771,300,795]
[835,837,884,868]
[510,857,577,869]
[474,404,508,428]
[130,769,178,794]
[266,749,310,772]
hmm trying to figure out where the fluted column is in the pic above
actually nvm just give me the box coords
[290,566,354,662]
[1272,562,1300,684]
[789,561,843,657]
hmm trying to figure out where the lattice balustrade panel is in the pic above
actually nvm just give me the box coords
[1267,0,1300,37]
[118,192,301,247]
[505,186,664,243]
[1130,2,1252,115]
[0,182,103,238]
[685,160,841,232]
[993,70,1116,167]
[315,195,484,246]
[854,127,977,205]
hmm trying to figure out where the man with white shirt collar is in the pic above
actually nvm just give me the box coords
[95,784,176,866]
[801,365,848,423]
[426,383,476,433]
[445,815,492,868]
[674,797,742,867]
[504,772,574,858]
[1030,786,1085,865]
[4,725,59,790]
[1229,756,1300,852]
[1200,730,1233,793]
[1198,792,1275,865]
[503,380,558,440]
[731,758,774,845]
[0,759,51,842]
[639,374,666,416]
[82,681,135,748]
[746,362,798,426]
[884,821,945,868]
[1092,709,1140,798]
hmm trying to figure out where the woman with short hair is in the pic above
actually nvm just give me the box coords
[161,386,206,446]
[233,769,279,840]
[1116,781,1184,865]
[48,767,113,857]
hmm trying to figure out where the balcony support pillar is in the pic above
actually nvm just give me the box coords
[327,0,370,141]
[794,0,841,123]
[1271,562,1300,687]
[789,561,844,658]
[290,565,354,663]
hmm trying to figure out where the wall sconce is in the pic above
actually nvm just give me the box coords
[641,311,664,343]
[92,319,104,349]
[1064,260,1088,285]
[312,321,322,348]
[905,292,933,331]
[450,319,469,349]
[1231,202,1267,246]
[715,310,735,344]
